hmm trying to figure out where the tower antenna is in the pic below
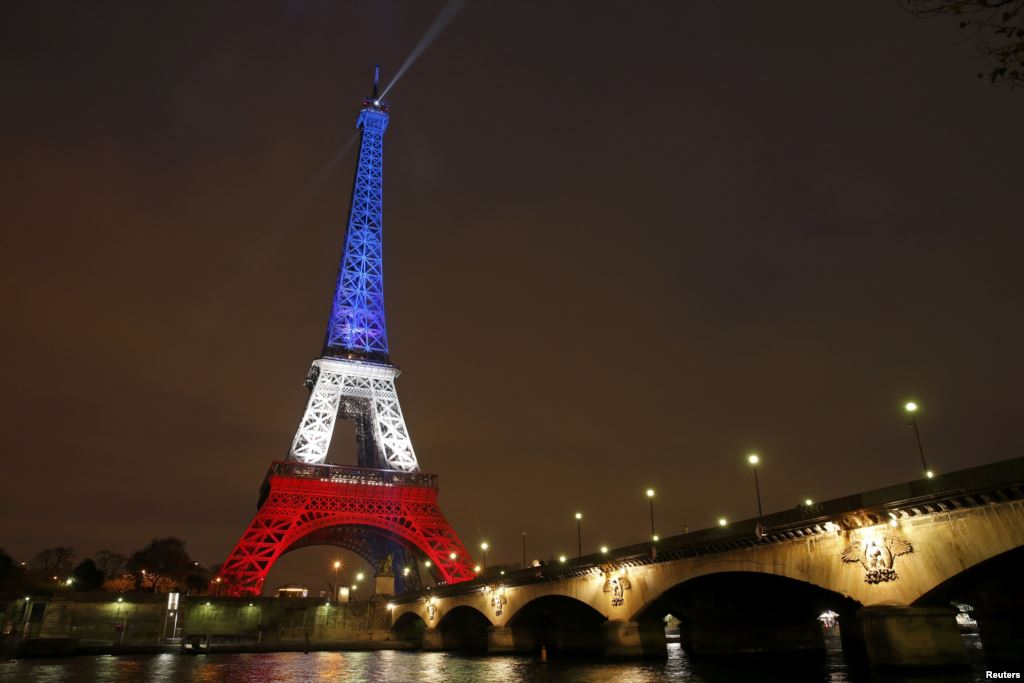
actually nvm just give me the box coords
[372,64,381,100]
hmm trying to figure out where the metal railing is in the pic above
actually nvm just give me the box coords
[265,460,438,489]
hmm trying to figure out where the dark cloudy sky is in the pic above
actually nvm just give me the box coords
[2,2,1021,589]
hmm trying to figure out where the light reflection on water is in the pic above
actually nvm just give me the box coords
[0,644,991,683]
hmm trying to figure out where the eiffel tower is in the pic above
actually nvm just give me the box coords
[218,67,475,597]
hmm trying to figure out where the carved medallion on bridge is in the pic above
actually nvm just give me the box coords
[841,534,913,583]
[601,566,632,607]
[486,585,507,617]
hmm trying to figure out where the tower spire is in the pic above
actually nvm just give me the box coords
[323,65,391,363]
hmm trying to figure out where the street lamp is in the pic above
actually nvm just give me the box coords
[904,402,933,478]
[479,542,489,568]
[748,453,763,517]
[718,517,728,526]
[574,513,583,557]
[646,489,656,540]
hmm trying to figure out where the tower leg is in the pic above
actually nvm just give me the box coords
[218,462,475,596]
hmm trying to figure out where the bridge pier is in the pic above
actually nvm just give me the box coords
[421,627,444,651]
[602,620,667,658]
[855,605,967,669]
[486,626,531,654]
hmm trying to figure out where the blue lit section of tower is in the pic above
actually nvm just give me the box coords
[323,72,391,363]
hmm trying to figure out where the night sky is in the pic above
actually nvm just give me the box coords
[2,2,1022,590]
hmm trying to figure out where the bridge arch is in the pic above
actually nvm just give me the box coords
[506,595,608,656]
[633,571,861,657]
[391,611,428,646]
[436,605,492,652]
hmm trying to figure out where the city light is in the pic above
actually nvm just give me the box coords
[474,565,481,573]
[386,603,395,610]
[804,498,813,506]
[601,545,608,554]
[403,567,411,576]
[480,542,489,550]
[449,552,457,560]
[333,560,342,569]
[559,555,567,563]
[116,597,123,603]
[718,518,728,526]
[652,535,659,542]
[424,560,432,568]
[646,489,655,498]
[747,453,763,518]
[575,512,582,520]
[356,572,364,581]
[903,400,931,478]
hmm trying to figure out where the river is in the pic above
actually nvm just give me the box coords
[1,643,1004,683]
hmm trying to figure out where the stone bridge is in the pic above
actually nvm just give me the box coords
[390,456,1024,668]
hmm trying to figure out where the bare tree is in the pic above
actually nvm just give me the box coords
[31,547,77,580]
[94,550,128,579]
[901,0,1024,86]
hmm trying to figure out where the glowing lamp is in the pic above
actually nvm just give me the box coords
[718,518,728,526]
[646,489,655,498]
[748,453,760,465]
[558,555,567,563]
[905,402,918,413]
[600,546,608,554]
[804,499,813,506]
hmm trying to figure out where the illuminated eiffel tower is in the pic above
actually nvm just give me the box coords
[219,67,475,596]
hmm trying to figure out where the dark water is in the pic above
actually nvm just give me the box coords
[0,645,1002,682]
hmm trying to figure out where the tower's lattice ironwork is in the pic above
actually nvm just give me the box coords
[219,68,474,596]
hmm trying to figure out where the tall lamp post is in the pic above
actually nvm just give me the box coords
[904,402,933,478]
[646,489,656,540]
[748,453,763,517]
[332,559,341,601]
[574,513,583,557]
[479,542,489,568]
